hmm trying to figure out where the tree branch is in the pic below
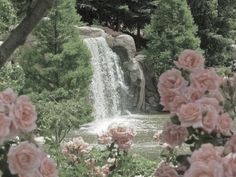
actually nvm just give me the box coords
[0,0,55,68]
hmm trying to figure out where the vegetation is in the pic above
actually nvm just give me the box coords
[188,0,236,66]
[144,0,201,77]
[16,0,93,170]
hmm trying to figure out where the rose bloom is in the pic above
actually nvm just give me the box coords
[0,112,11,140]
[208,90,224,103]
[185,86,203,102]
[97,132,112,145]
[169,95,188,115]
[202,105,218,133]
[40,157,58,177]
[217,113,232,136]
[223,153,236,177]
[154,163,179,177]
[184,161,224,177]
[161,123,188,148]
[224,134,236,154]
[189,143,223,164]
[7,141,41,175]
[177,102,203,128]
[158,69,187,94]
[197,97,223,114]
[0,88,17,105]
[159,90,177,111]
[13,95,37,132]
[190,68,222,92]
[174,49,205,72]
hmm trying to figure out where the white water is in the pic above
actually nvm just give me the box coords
[84,37,127,120]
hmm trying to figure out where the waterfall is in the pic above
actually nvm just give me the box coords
[84,37,128,119]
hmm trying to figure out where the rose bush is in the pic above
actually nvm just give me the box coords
[154,49,236,177]
[0,88,57,177]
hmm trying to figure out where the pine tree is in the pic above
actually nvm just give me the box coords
[145,0,200,76]
[188,0,236,66]
[0,0,17,39]
[19,0,92,95]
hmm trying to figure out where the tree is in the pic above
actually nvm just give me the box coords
[19,0,92,95]
[17,0,93,169]
[76,0,156,49]
[0,0,56,68]
[188,0,236,66]
[0,0,17,40]
[145,0,201,76]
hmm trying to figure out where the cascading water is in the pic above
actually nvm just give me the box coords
[84,37,128,120]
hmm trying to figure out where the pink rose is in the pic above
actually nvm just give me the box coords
[97,132,112,145]
[40,157,58,177]
[217,113,232,136]
[0,112,11,141]
[185,86,203,102]
[197,97,223,113]
[207,90,224,103]
[0,88,17,105]
[202,105,218,133]
[7,141,41,175]
[184,161,224,177]
[161,123,188,148]
[223,153,236,177]
[189,144,223,163]
[174,49,204,72]
[159,90,177,111]
[155,163,179,177]
[169,95,188,115]
[13,95,37,132]
[190,68,222,92]
[158,69,187,94]
[177,102,203,128]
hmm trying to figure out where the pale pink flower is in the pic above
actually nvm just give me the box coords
[97,132,112,145]
[0,88,17,105]
[13,95,37,132]
[161,123,188,148]
[0,112,11,141]
[217,113,232,136]
[184,161,224,177]
[202,105,218,133]
[177,102,203,128]
[174,49,204,72]
[158,69,187,94]
[108,124,136,150]
[159,90,177,111]
[7,141,41,175]
[223,153,236,177]
[208,90,224,103]
[154,163,179,177]
[169,95,188,115]
[40,157,58,177]
[185,86,203,102]
[189,144,223,164]
[197,97,223,113]
[190,68,222,92]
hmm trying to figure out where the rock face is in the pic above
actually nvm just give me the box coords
[77,26,156,112]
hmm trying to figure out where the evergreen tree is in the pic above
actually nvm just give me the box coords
[145,0,200,76]
[188,0,236,66]
[0,0,17,39]
[19,0,92,95]
[17,0,93,135]
[76,0,156,49]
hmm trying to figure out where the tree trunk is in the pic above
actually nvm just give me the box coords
[0,0,55,68]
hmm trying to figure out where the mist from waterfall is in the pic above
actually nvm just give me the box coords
[84,37,128,120]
